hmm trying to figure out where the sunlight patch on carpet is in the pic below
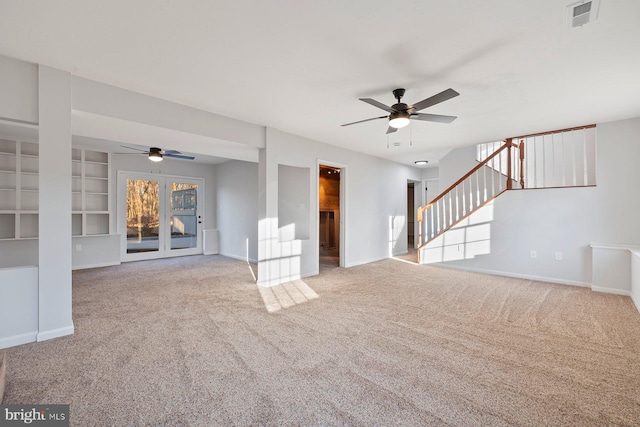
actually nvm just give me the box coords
[258,279,319,313]
[391,256,419,265]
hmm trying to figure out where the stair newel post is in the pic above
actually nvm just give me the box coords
[519,139,525,189]
[417,205,424,248]
[506,138,513,190]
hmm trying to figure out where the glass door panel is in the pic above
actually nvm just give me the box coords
[126,179,160,254]
[119,173,203,261]
[170,182,199,251]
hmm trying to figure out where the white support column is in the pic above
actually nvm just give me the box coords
[257,128,281,287]
[37,66,74,341]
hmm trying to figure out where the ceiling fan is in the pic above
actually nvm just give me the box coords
[117,145,195,162]
[341,88,459,134]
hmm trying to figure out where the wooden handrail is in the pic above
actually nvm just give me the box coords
[425,139,512,208]
[511,124,595,140]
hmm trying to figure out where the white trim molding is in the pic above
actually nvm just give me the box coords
[0,331,38,350]
[37,325,75,342]
[591,243,640,313]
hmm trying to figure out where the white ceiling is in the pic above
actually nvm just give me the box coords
[1,0,639,167]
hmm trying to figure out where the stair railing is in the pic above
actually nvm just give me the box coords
[417,124,596,258]
[417,139,523,249]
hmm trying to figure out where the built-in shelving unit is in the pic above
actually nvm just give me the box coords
[0,139,39,239]
[0,141,112,240]
[72,148,111,237]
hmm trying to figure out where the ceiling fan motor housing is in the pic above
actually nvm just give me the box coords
[392,88,406,102]
[390,110,410,121]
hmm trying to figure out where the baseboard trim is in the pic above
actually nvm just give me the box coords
[591,286,631,296]
[430,263,591,288]
[37,325,74,342]
[219,252,257,264]
[0,331,37,349]
[631,292,640,313]
[345,256,386,269]
[72,261,121,270]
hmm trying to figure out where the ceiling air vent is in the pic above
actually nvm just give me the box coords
[567,0,600,27]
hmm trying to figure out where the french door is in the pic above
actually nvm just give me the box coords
[118,172,204,262]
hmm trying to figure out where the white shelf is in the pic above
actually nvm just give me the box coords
[0,140,40,239]
[0,142,112,240]
[71,148,112,237]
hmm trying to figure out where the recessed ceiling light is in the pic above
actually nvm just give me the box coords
[414,160,429,165]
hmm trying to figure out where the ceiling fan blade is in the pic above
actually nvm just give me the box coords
[386,126,397,134]
[163,149,182,155]
[411,113,458,124]
[164,153,195,160]
[410,88,459,112]
[341,115,388,127]
[113,152,148,155]
[119,145,148,153]
[359,98,393,112]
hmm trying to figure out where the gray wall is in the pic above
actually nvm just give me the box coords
[214,160,259,262]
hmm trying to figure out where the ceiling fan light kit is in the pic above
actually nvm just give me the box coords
[389,111,411,129]
[148,147,163,162]
[117,145,196,161]
[342,87,459,134]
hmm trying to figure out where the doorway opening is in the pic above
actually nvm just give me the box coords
[407,182,415,249]
[118,172,203,262]
[319,165,341,270]
[400,179,421,264]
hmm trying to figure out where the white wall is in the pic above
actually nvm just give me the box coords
[632,250,640,311]
[0,240,37,268]
[214,160,259,262]
[0,55,38,124]
[278,164,311,241]
[257,127,422,286]
[38,65,74,341]
[0,266,38,349]
[422,117,640,288]
[72,77,264,149]
[437,145,478,190]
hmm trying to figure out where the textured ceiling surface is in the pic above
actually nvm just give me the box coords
[1,0,639,165]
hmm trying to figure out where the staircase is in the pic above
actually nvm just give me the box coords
[417,125,596,261]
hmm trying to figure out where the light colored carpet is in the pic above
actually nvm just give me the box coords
[4,255,640,426]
